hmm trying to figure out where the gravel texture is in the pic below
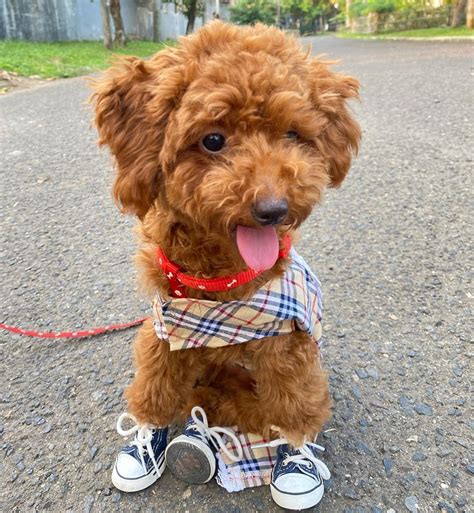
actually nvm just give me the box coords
[0,36,472,512]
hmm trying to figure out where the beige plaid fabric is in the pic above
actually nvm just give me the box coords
[215,431,278,491]
[153,249,323,351]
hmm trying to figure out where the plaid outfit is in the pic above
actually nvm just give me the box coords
[153,249,323,351]
[153,249,324,491]
[215,431,279,492]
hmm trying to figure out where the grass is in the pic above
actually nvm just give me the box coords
[0,40,172,79]
[337,26,474,39]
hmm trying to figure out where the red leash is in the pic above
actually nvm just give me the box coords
[2,235,291,340]
[0,318,148,340]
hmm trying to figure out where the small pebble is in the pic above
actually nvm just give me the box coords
[355,441,372,455]
[383,458,394,476]
[414,403,433,416]
[435,427,445,446]
[367,367,379,379]
[405,473,417,485]
[341,410,353,421]
[399,395,413,415]
[447,407,461,416]
[111,492,121,503]
[412,451,427,462]
[437,502,455,513]
[89,446,98,460]
[351,385,362,401]
[34,416,46,425]
[405,495,419,512]
[436,447,452,458]
[355,368,369,379]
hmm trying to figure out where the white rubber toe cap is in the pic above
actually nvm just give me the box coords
[273,473,319,494]
[115,453,145,480]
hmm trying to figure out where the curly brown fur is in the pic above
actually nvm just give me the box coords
[91,21,360,445]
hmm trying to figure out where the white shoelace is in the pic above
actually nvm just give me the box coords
[117,413,163,476]
[190,406,244,463]
[252,437,331,480]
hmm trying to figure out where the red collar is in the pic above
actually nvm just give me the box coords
[156,234,291,298]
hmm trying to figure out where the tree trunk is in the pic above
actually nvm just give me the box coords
[467,0,474,28]
[451,0,467,27]
[100,0,113,49]
[110,0,127,46]
[346,0,352,28]
[152,0,161,42]
[186,0,197,34]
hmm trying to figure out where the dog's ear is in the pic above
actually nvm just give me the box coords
[91,51,179,218]
[309,60,361,187]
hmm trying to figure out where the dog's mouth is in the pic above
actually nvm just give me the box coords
[236,225,280,272]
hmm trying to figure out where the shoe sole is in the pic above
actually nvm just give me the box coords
[165,435,216,484]
[111,455,166,493]
[270,483,324,510]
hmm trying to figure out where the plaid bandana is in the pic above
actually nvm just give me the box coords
[153,249,323,351]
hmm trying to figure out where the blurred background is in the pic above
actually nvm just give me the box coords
[0,0,472,94]
[1,0,474,40]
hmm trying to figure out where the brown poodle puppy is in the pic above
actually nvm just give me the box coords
[92,21,360,506]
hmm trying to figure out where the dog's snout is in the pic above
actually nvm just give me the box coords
[252,198,289,226]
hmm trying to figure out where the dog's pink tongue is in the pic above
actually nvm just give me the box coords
[236,225,279,271]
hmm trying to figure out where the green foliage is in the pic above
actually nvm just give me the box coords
[282,0,335,32]
[230,0,337,31]
[230,0,276,25]
[0,40,172,79]
[349,0,396,16]
[175,0,205,20]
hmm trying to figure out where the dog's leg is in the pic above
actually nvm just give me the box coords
[181,362,268,429]
[125,319,203,426]
[179,336,329,445]
[249,332,331,446]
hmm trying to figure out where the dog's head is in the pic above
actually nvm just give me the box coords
[92,22,360,271]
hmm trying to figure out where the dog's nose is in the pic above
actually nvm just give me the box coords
[252,198,289,226]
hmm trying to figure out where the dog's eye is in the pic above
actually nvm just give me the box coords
[201,133,226,153]
[286,131,299,141]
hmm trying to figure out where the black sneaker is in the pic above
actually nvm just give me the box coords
[271,441,330,510]
[165,406,242,484]
[252,437,331,510]
[111,413,168,493]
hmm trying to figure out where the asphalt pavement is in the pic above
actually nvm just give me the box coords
[1,36,472,513]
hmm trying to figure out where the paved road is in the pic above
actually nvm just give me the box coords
[1,36,472,513]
